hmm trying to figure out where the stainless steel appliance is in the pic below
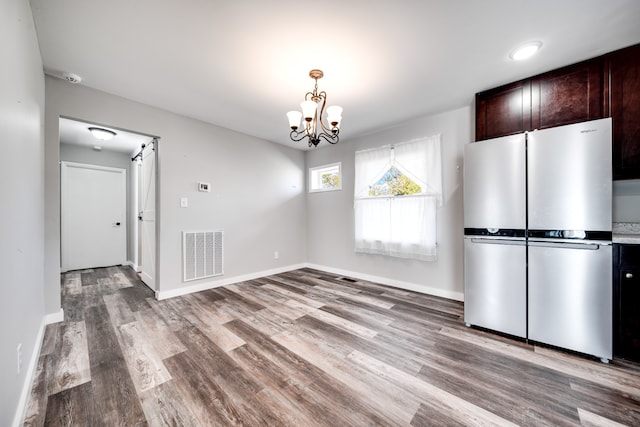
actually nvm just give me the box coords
[463,118,613,362]
[463,133,527,338]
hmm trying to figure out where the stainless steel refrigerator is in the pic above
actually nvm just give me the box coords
[463,118,612,362]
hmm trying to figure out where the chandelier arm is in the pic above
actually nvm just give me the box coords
[289,129,310,142]
[317,131,340,145]
[316,91,336,134]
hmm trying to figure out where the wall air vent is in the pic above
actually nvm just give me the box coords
[183,230,223,282]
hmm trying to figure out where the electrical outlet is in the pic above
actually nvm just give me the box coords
[17,343,22,375]
[274,251,279,260]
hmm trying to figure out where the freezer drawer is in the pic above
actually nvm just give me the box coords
[464,237,527,338]
[528,241,612,361]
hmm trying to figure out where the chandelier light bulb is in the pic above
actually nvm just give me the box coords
[300,100,318,121]
[326,105,343,126]
[287,111,302,130]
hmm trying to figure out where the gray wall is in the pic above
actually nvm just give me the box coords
[305,106,472,300]
[44,77,307,313]
[59,143,135,262]
[613,180,640,222]
[0,1,46,425]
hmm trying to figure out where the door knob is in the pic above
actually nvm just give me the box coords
[626,273,634,279]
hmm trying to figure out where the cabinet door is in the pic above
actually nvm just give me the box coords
[475,80,531,141]
[610,44,640,180]
[615,244,640,362]
[531,58,606,130]
[618,268,640,361]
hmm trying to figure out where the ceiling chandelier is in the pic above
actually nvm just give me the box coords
[286,69,343,148]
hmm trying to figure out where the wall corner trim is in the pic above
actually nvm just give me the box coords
[304,263,465,302]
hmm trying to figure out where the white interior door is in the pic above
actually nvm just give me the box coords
[61,162,126,271]
[139,142,156,289]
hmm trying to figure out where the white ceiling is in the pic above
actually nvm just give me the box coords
[31,0,640,150]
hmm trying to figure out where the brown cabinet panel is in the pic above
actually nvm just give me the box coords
[475,42,640,180]
[476,81,531,141]
[614,244,640,362]
[610,44,640,180]
[531,59,606,130]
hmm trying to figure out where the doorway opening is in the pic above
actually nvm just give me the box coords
[58,117,159,292]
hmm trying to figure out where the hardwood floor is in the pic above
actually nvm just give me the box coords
[23,266,640,426]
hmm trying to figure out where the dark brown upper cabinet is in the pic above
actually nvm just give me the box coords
[476,81,531,140]
[476,42,640,180]
[610,44,640,180]
[531,58,606,130]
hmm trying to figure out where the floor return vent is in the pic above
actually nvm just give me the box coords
[183,230,223,282]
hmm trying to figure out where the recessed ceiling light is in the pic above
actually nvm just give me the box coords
[88,127,117,141]
[510,41,542,61]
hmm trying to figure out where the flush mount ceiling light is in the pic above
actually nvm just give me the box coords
[287,69,343,148]
[510,41,543,61]
[88,127,117,141]
[62,72,82,84]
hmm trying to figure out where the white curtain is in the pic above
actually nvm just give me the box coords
[354,134,442,261]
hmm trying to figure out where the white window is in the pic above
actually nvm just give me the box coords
[309,162,342,192]
[354,135,442,261]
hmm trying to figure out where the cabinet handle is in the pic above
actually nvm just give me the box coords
[626,273,634,279]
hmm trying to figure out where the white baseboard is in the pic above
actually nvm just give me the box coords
[156,263,307,300]
[126,260,139,271]
[304,263,464,302]
[12,318,46,427]
[44,308,64,324]
[155,262,463,302]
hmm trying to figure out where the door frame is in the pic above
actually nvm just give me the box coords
[60,161,127,272]
[136,139,159,292]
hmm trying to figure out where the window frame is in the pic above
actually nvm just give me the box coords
[353,135,442,261]
[308,162,342,193]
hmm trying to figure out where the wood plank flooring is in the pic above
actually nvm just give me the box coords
[23,266,640,426]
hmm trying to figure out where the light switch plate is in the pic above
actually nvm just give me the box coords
[180,197,188,208]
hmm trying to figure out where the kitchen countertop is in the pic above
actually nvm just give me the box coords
[613,222,640,245]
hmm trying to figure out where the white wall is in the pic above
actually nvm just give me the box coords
[59,143,136,262]
[44,77,307,312]
[0,1,46,425]
[305,106,473,301]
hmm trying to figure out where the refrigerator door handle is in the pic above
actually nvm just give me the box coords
[469,238,526,246]
[527,241,601,250]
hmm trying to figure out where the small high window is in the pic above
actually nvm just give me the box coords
[309,162,342,192]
